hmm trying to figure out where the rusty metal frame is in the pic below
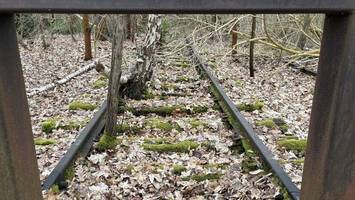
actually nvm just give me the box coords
[0,1,354,200]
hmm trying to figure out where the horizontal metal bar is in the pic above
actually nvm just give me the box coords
[188,42,300,200]
[0,0,353,14]
[42,101,107,190]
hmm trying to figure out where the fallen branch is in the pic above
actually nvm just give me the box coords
[28,55,109,97]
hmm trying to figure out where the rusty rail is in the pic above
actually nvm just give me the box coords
[187,42,301,200]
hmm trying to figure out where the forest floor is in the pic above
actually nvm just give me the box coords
[22,34,315,199]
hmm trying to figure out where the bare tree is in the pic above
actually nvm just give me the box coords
[83,14,92,60]
[125,14,137,41]
[297,14,311,50]
[249,15,256,77]
[231,18,238,59]
[96,15,162,100]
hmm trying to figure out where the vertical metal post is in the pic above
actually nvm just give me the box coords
[301,13,355,200]
[0,14,43,200]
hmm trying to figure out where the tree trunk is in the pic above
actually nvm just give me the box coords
[125,14,137,41]
[83,14,92,61]
[249,15,256,78]
[96,15,108,41]
[231,19,238,58]
[120,14,162,99]
[105,15,124,135]
[297,14,311,50]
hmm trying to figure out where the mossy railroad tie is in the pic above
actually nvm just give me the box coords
[142,138,199,153]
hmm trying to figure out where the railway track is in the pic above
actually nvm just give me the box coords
[188,42,300,200]
[42,44,300,200]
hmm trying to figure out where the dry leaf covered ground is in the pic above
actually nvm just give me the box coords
[22,34,314,199]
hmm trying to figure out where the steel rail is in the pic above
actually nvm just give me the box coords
[0,0,354,14]
[42,101,107,190]
[187,42,300,200]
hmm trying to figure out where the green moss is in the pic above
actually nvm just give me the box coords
[182,173,223,182]
[69,101,97,111]
[279,159,304,166]
[176,61,189,68]
[176,76,190,83]
[235,80,243,87]
[142,89,155,100]
[204,163,229,170]
[241,139,256,157]
[34,138,57,146]
[189,118,205,129]
[242,157,259,172]
[61,119,87,130]
[142,140,199,153]
[277,139,307,153]
[143,137,171,144]
[236,100,264,112]
[96,133,119,151]
[64,165,75,181]
[120,105,209,116]
[279,124,289,133]
[256,119,277,129]
[172,164,187,175]
[132,105,182,116]
[50,184,60,195]
[161,83,178,91]
[191,105,209,114]
[126,164,135,174]
[93,76,108,89]
[115,124,141,134]
[145,118,180,132]
[273,118,289,133]
[41,118,58,133]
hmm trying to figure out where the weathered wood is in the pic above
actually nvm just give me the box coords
[0,14,42,200]
[105,15,124,135]
[301,13,355,200]
[0,0,354,13]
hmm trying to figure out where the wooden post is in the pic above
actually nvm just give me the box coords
[105,15,124,135]
[301,13,355,200]
[0,14,42,200]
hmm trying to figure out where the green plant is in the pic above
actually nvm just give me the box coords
[172,164,187,175]
[41,118,58,133]
[236,100,264,112]
[34,138,56,145]
[142,140,199,153]
[256,119,277,129]
[69,101,97,111]
[277,139,307,154]
[96,133,119,151]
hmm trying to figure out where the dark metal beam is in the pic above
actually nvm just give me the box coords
[0,14,42,200]
[301,13,355,200]
[0,0,353,14]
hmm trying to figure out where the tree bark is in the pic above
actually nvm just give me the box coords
[249,15,256,77]
[83,14,92,61]
[105,15,124,135]
[231,19,238,58]
[297,14,312,50]
[120,14,162,99]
